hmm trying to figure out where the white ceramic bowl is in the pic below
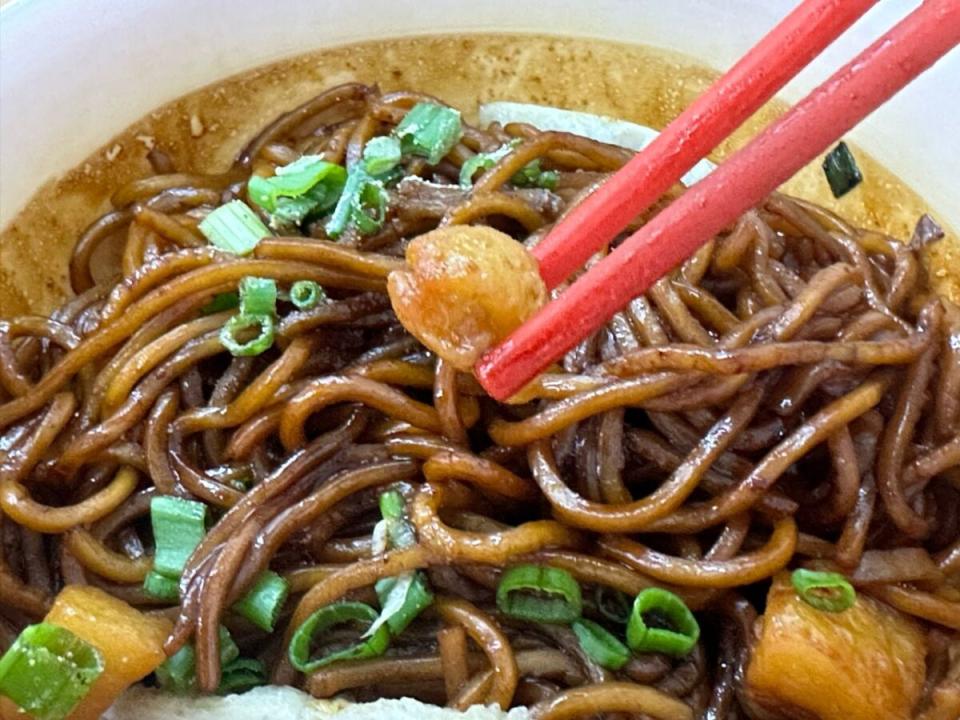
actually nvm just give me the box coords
[1,0,958,229]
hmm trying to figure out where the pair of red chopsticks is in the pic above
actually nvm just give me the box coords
[475,0,960,401]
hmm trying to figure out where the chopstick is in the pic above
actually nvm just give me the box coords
[476,0,960,401]
[533,0,879,290]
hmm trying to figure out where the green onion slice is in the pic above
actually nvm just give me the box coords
[143,569,180,602]
[238,276,277,317]
[247,156,347,228]
[372,489,415,553]
[217,657,267,695]
[219,313,276,357]
[232,571,289,633]
[202,292,240,315]
[150,496,207,578]
[248,156,345,211]
[791,569,856,613]
[459,140,521,187]
[363,136,403,176]
[372,571,434,637]
[511,159,559,190]
[199,200,271,255]
[0,623,104,720]
[571,618,630,670]
[626,588,700,657]
[496,565,582,624]
[822,141,863,199]
[156,627,238,694]
[325,168,389,239]
[288,602,390,673]
[289,280,326,311]
[379,489,405,521]
[394,102,463,165]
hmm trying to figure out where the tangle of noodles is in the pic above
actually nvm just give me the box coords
[1,83,958,719]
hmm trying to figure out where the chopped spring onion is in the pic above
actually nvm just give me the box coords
[379,489,406,521]
[372,571,434,637]
[363,136,403,176]
[791,569,856,613]
[149,496,207,578]
[219,313,276,357]
[248,156,345,211]
[0,623,104,720]
[511,159,559,190]
[217,657,267,695]
[325,168,389,239]
[594,587,633,625]
[375,489,416,551]
[199,200,271,255]
[288,602,390,673]
[571,618,630,670]
[394,102,463,165]
[238,276,278,317]
[143,569,180,602]
[496,565,582,624]
[156,627,238,694]
[289,280,326,311]
[202,291,240,315]
[459,140,520,187]
[248,156,346,227]
[822,141,863,199]
[232,571,290,633]
[626,588,700,657]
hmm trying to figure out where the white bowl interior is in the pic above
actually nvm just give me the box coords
[1,0,957,228]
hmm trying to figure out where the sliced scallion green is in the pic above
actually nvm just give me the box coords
[571,618,630,670]
[217,657,267,695]
[379,489,405,521]
[156,627,238,694]
[0,623,104,720]
[150,496,207,578]
[325,168,389,239]
[199,200,271,255]
[459,139,520,187]
[372,571,434,636]
[238,277,277,317]
[496,565,582,624]
[248,156,345,211]
[363,136,403,176]
[288,602,390,673]
[248,156,347,227]
[626,588,699,657]
[511,159,559,190]
[791,569,856,613]
[394,102,463,165]
[143,569,180,602]
[822,141,862,199]
[219,313,275,357]
[376,489,415,550]
[289,280,326,311]
[232,571,289,633]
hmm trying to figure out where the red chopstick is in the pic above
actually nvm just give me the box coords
[533,0,878,291]
[477,0,960,401]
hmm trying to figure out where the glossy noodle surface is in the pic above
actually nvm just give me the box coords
[1,77,958,720]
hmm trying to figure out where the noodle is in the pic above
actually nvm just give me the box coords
[0,82,957,719]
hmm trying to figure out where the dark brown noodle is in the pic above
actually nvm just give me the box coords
[0,83,957,716]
